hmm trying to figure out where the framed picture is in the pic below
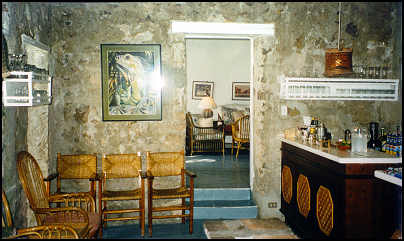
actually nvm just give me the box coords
[192,81,214,99]
[232,82,250,101]
[101,44,162,121]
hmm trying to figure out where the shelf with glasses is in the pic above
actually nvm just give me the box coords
[2,71,52,106]
[280,77,399,101]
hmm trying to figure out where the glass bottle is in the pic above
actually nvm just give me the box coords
[379,127,387,152]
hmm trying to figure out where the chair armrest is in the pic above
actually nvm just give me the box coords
[44,173,58,182]
[49,193,96,212]
[184,169,197,178]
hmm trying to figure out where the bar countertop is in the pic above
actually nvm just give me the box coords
[280,137,402,164]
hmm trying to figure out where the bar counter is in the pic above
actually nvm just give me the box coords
[280,137,402,164]
[280,136,402,239]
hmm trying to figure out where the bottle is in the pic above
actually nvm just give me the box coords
[386,131,391,154]
[379,128,387,152]
[396,125,402,157]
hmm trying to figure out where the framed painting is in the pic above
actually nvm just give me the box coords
[101,44,162,121]
[192,81,214,99]
[232,82,250,101]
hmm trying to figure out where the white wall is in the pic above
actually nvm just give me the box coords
[185,38,251,118]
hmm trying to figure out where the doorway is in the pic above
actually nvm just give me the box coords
[184,37,253,188]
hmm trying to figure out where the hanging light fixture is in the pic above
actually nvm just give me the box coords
[324,2,353,77]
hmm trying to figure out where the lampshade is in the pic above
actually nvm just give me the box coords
[198,96,216,118]
[198,96,217,109]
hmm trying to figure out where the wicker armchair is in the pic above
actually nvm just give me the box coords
[186,112,224,155]
[231,114,250,158]
[2,190,79,239]
[50,153,98,203]
[99,153,146,237]
[146,151,196,237]
[16,151,101,238]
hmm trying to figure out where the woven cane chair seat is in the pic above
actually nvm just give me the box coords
[316,185,334,236]
[151,186,190,199]
[100,189,142,201]
[297,174,311,218]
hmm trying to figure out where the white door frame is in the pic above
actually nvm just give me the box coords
[184,35,255,189]
[173,21,274,190]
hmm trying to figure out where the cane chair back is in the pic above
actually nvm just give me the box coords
[16,151,100,238]
[231,114,250,158]
[56,153,98,201]
[186,112,225,155]
[99,153,145,237]
[146,151,196,237]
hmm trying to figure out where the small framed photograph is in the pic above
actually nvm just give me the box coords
[192,81,214,99]
[232,82,250,101]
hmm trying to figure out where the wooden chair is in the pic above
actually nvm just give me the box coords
[231,114,250,158]
[146,151,196,237]
[16,151,100,238]
[99,153,146,237]
[50,153,98,203]
[186,112,224,155]
[2,190,79,239]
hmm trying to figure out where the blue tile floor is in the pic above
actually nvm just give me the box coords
[102,220,210,239]
[185,151,250,188]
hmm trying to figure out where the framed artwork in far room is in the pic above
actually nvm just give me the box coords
[192,81,214,99]
[232,82,250,101]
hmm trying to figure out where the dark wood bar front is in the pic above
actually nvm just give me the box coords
[280,140,401,239]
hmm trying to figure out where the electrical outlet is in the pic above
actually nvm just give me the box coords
[268,202,277,208]
[281,105,287,116]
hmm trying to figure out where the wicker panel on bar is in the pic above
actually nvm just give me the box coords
[146,151,196,237]
[99,153,146,237]
[186,112,224,155]
[16,151,100,238]
[316,185,334,236]
[297,174,310,218]
[281,165,293,204]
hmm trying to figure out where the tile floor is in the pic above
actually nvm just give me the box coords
[185,151,250,188]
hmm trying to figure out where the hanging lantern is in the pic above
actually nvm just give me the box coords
[324,2,353,77]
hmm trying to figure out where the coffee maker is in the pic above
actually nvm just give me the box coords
[367,122,382,150]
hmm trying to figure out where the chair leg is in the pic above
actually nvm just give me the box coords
[236,142,241,158]
[182,197,185,224]
[141,201,145,237]
[148,198,153,237]
[189,202,194,234]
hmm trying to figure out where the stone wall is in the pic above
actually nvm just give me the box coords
[2,2,402,228]
[2,2,52,231]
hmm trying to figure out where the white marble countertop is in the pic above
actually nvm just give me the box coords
[374,170,402,186]
[280,137,402,164]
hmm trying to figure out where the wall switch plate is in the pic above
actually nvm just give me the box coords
[281,105,287,116]
[268,202,277,208]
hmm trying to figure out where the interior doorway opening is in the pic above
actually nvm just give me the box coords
[184,36,254,189]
